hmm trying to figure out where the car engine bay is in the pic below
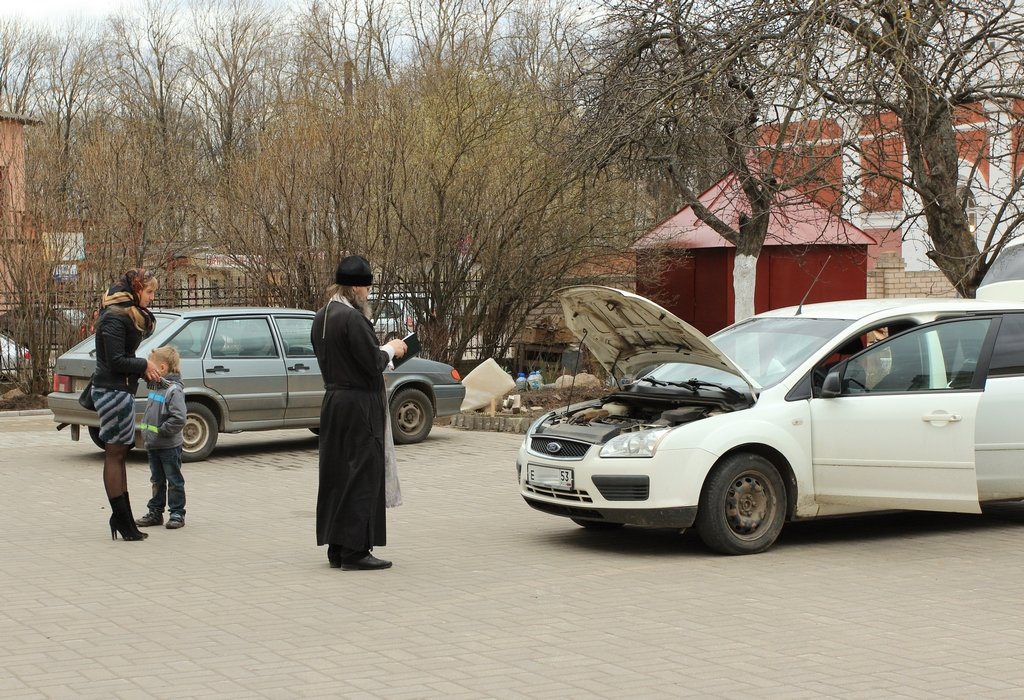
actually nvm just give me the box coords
[530,388,750,445]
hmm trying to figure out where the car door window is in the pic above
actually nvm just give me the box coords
[988,313,1024,377]
[211,318,277,358]
[843,318,991,394]
[166,319,212,359]
[275,316,314,357]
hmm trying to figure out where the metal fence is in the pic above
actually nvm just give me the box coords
[1,282,497,390]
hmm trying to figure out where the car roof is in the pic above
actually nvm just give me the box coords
[152,307,314,317]
[753,297,1024,321]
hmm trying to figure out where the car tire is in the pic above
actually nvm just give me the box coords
[570,518,624,530]
[390,387,433,444]
[181,402,218,463]
[696,453,787,555]
[87,426,137,452]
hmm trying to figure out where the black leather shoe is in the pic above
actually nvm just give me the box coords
[328,557,342,569]
[340,554,392,570]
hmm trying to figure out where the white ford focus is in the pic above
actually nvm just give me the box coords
[517,284,1024,554]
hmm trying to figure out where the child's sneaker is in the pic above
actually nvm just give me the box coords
[166,516,185,529]
[136,511,163,527]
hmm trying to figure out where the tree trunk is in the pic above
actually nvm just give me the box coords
[733,253,757,322]
[904,96,983,296]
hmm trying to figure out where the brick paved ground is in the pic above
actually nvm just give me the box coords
[3,413,1024,698]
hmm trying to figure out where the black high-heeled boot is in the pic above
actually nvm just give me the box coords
[109,493,148,541]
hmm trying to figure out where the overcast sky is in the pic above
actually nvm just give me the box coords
[0,0,298,26]
[1,0,133,25]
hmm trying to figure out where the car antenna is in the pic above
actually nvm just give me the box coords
[795,255,831,316]
[564,328,588,414]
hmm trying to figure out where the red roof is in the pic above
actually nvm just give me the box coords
[637,173,876,249]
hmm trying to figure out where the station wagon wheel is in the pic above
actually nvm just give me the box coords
[389,387,433,444]
[181,401,218,463]
[87,426,136,452]
[87,426,127,450]
[88,426,105,449]
[696,453,786,555]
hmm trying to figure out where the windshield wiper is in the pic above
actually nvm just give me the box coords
[640,376,743,399]
[637,376,669,387]
[678,378,744,399]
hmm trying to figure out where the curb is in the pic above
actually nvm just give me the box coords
[448,413,539,434]
[0,409,51,418]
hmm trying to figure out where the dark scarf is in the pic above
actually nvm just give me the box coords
[102,282,155,336]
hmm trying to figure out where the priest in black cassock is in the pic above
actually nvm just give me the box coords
[312,255,407,571]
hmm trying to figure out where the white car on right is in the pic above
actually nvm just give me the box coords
[518,282,1024,555]
[371,295,417,342]
[0,332,29,380]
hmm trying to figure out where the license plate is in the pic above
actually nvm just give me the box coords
[527,464,574,491]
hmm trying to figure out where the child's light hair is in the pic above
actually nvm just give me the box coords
[149,346,181,373]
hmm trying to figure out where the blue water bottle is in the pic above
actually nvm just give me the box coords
[527,370,542,391]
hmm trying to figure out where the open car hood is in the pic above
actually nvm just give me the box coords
[557,285,760,392]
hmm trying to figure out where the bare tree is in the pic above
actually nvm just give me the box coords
[0,19,49,115]
[86,1,202,275]
[2,0,646,388]
[795,0,1024,297]
[360,2,639,363]
[189,0,279,163]
[577,1,852,321]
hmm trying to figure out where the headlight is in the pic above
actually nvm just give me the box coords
[599,428,671,458]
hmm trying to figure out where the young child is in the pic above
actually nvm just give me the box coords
[135,346,188,529]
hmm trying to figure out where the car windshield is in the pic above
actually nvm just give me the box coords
[708,316,855,388]
[641,361,753,392]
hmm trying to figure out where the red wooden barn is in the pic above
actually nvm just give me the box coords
[635,174,876,336]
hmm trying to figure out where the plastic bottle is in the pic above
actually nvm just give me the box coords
[514,372,528,391]
[527,370,542,391]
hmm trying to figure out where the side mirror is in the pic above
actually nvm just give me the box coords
[820,367,842,398]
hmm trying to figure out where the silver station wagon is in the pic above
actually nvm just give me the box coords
[48,307,465,461]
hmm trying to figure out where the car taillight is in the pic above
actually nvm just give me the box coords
[451,369,461,381]
[53,374,72,393]
[23,349,30,359]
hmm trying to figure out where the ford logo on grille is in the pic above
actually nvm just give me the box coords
[546,442,563,454]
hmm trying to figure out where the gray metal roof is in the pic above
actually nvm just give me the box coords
[0,110,41,125]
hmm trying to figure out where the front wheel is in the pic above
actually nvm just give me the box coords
[181,402,219,462]
[696,453,787,555]
[390,387,433,444]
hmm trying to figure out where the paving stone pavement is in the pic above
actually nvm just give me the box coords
[3,413,1024,699]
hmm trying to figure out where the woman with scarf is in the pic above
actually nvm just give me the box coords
[311,255,407,570]
[92,269,162,541]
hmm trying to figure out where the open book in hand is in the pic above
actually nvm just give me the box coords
[391,332,420,369]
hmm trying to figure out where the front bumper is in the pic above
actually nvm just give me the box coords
[523,496,697,528]
[517,437,716,529]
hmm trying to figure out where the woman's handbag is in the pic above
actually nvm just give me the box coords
[78,377,96,411]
